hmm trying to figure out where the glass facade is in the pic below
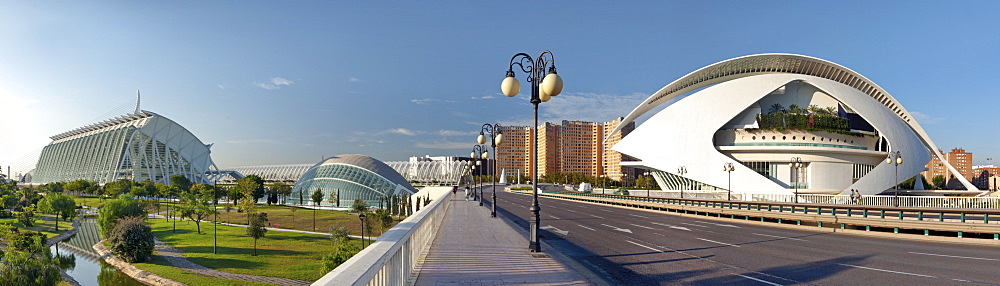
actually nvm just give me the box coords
[292,155,417,207]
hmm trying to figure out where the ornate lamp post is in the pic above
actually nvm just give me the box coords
[479,124,503,217]
[886,151,903,207]
[723,163,735,201]
[501,50,563,252]
[472,145,487,205]
[789,157,803,203]
[214,176,218,254]
[677,166,687,198]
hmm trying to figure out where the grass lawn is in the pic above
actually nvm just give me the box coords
[69,195,105,209]
[214,205,400,235]
[145,217,363,281]
[0,213,73,238]
[133,255,276,286]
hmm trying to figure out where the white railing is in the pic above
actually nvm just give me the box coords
[607,190,1000,209]
[313,190,451,286]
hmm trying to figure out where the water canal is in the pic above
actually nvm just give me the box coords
[50,218,144,286]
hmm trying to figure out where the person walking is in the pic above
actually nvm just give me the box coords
[464,186,470,201]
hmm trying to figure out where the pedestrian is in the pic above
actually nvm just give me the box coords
[464,187,470,201]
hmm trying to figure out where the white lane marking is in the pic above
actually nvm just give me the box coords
[650,222,692,231]
[689,221,739,228]
[578,224,596,231]
[908,252,999,261]
[628,214,649,218]
[680,222,710,228]
[753,233,807,241]
[836,263,992,284]
[550,215,561,220]
[626,240,664,253]
[600,223,633,233]
[540,225,569,235]
[735,274,782,286]
[696,238,740,247]
[564,209,578,213]
[629,223,656,230]
[590,215,605,219]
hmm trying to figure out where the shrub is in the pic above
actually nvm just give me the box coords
[98,197,147,235]
[321,240,363,271]
[107,216,155,263]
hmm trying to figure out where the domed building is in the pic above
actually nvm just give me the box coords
[292,154,418,206]
[609,53,978,196]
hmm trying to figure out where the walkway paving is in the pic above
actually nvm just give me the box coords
[414,194,593,286]
[154,239,312,286]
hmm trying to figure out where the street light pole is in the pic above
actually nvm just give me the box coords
[214,176,218,254]
[501,51,563,252]
[471,145,486,205]
[480,124,504,217]
[358,213,367,248]
[723,163,734,201]
[790,157,802,203]
[886,151,903,207]
[677,166,687,198]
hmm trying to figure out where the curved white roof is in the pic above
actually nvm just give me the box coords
[609,53,977,191]
[315,154,414,190]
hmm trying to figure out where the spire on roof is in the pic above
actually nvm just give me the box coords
[134,90,141,113]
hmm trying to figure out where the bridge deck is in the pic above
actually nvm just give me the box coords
[413,193,592,285]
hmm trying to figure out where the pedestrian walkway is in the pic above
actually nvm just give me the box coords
[413,195,592,285]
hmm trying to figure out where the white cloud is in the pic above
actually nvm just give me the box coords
[414,140,471,149]
[254,77,295,90]
[910,111,944,124]
[471,95,496,100]
[217,84,225,89]
[541,92,647,123]
[348,77,362,82]
[436,130,477,136]
[224,138,282,144]
[385,128,421,136]
[410,98,455,105]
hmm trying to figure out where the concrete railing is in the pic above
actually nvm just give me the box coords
[313,189,452,286]
[533,190,1000,240]
[592,189,1000,209]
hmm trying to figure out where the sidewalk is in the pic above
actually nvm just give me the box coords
[413,194,593,285]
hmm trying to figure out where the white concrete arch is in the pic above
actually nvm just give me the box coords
[609,54,977,191]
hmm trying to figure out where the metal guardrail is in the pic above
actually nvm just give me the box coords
[599,190,1000,209]
[314,190,451,286]
[534,190,1000,240]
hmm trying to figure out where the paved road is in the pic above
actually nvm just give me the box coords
[479,185,1000,286]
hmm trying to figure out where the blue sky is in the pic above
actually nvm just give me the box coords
[2,1,999,171]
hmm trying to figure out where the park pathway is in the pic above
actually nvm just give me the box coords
[154,239,312,286]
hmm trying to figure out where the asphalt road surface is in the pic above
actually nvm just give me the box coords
[477,185,1000,286]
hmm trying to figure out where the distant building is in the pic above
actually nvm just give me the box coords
[496,118,636,182]
[292,154,417,206]
[217,164,314,184]
[972,165,999,191]
[384,155,468,186]
[922,148,973,189]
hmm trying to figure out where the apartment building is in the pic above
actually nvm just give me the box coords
[922,148,973,189]
[495,117,636,182]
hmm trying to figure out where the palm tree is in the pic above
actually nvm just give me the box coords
[788,104,801,114]
[768,103,784,114]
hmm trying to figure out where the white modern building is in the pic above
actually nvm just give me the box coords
[608,53,978,196]
[385,156,468,186]
[216,164,314,184]
[292,154,417,206]
[32,106,216,185]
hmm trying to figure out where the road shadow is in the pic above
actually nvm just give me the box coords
[688,255,871,285]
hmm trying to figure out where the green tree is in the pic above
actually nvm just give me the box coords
[0,231,60,286]
[352,197,368,213]
[97,197,147,235]
[170,174,192,194]
[327,190,338,207]
[37,193,77,231]
[179,188,217,234]
[247,212,268,256]
[238,178,260,215]
[932,175,946,189]
[321,240,362,271]
[17,205,36,227]
[269,181,291,205]
[329,225,350,244]
[102,179,133,198]
[107,216,155,263]
[369,209,393,235]
[768,103,785,114]
[311,188,324,231]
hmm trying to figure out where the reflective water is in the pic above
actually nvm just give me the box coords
[50,221,145,286]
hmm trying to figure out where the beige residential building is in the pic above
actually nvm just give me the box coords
[495,117,636,182]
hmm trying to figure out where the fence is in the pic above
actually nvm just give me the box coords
[609,190,1000,209]
[313,189,451,286]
